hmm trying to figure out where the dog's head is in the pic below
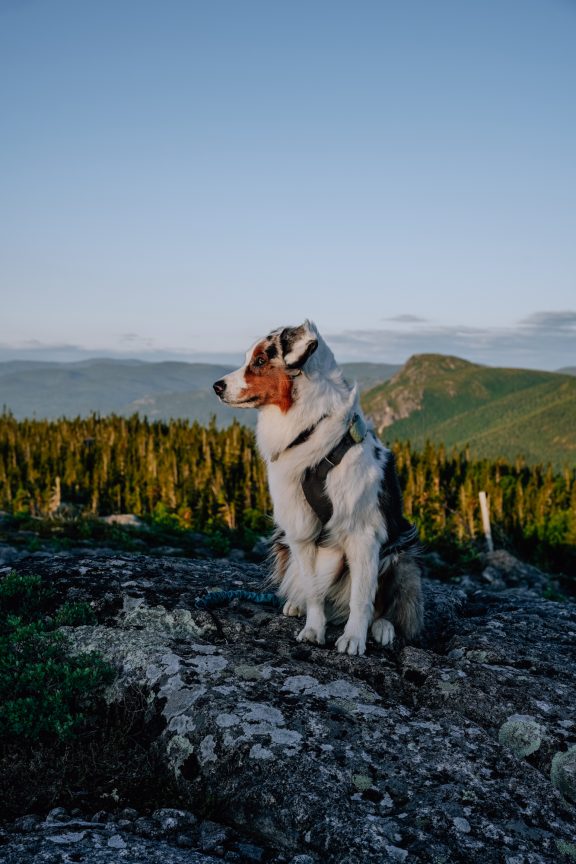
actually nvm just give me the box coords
[213,320,322,412]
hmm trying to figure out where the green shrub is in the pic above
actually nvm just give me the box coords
[0,571,53,621]
[0,572,114,742]
[54,601,97,627]
[208,529,231,556]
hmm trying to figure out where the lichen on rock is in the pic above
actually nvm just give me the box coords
[551,746,576,803]
[498,714,544,758]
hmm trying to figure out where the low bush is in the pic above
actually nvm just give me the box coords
[0,571,114,742]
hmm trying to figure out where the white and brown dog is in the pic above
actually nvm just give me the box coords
[213,320,423,655]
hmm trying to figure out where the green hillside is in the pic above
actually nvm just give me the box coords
[362,354,576,468]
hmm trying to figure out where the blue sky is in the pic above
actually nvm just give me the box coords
[1,0,575,369]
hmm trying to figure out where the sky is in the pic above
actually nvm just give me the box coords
[1,0,575,370]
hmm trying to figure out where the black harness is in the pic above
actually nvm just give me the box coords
[281,413,419,555]
[301,423,364,525]
[277,412,366,528]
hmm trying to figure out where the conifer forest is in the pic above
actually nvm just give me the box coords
[0,413,574,578]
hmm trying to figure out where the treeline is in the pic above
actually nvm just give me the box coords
[393,441,575,573]
[0,414,270,535]
[0,414,574,573]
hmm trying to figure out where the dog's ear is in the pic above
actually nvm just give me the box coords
[280,321,319,369]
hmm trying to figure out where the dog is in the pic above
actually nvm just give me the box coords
[213,320,423,655]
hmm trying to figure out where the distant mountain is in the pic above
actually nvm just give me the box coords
[0,358,398,426]
[2,354,574,465]
[340,362,401,390]
[0,359,234,423]
[557,367,576,376]
[362,354,576,467]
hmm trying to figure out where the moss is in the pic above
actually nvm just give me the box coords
[352,774,373,791]
[551,747,576,803]
[556,839,576,861]
[498,715,543,758]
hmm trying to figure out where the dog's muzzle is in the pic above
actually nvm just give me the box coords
[213,379,226,397]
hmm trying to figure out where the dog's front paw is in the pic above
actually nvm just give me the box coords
[283,601,303,617]
[335,632,367,656]
[297,625,325,645]
[371,617,396,647]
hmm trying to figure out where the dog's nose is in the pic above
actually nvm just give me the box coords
[213,379,226,396]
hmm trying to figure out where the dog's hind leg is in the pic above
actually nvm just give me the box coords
[336,532,380,656]
[371,617,396,646]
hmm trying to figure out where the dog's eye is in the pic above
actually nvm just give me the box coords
[254,355,267,368]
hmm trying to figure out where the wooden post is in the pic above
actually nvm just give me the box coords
[479,491,494,553]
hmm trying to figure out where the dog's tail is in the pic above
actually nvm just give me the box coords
[266,528,291,588]
[375,551,424,641]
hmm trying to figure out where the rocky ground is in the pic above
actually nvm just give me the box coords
[0,543,575,863]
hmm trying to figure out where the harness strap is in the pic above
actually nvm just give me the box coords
[301,413,366,526]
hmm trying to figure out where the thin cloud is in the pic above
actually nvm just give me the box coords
[119,333,156,347]
[519,310,576,332]
[327,311,576,371]
[1,310,574,370]
[382,314,428,323]
[0,339,242,366]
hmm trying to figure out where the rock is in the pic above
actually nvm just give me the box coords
[251,537,270,559]
[48,830,86,844]
[134,817,165,839]
[4,549,576,863]
[12,815,42,833]
[101,513,146,528]
[45,807,68,822]
[480,549,550,593]
[0,544,25,566]
[0,826,222,863]
[199,820,230,852]
[91,810,110,823]
[236,842,265,861]
[152,809,197,833]
[107,833,127,848]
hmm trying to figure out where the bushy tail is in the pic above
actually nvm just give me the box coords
[375,553,424,641]
[266,528,290,588]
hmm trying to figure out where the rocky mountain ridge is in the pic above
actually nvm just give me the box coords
[361,355,576,466]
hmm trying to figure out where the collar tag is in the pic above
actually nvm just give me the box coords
[349,413,367,444]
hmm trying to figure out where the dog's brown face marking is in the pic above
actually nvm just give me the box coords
[240,339,295,413]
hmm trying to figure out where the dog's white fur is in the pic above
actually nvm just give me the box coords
[214,320,423,656]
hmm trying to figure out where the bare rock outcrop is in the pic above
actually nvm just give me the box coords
[1,550,575,863]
